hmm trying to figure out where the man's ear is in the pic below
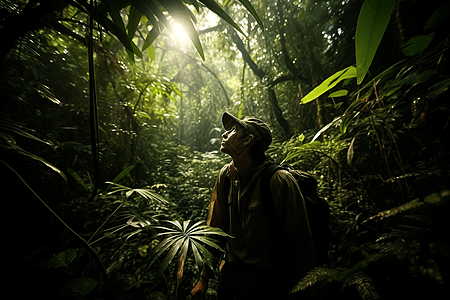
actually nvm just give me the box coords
[243,134,254,145]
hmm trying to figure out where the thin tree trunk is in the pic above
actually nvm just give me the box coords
[231,30,291,137]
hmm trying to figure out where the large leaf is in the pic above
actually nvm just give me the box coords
[47,248,78,268]
[301,66,356,104]
[401,33,435,57]
[59,278,97,298]
[355,0,396,84]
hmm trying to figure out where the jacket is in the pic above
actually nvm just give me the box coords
[207,157,315,279]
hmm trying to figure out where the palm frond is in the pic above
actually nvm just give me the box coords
[145,220,231,285]
[106,181,169,204]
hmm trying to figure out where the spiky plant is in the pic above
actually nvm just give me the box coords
[145,220,230,299]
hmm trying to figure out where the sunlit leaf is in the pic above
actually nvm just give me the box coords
[105,182,168,203]
[347,136,356,165]
[301,66,356,104]
[328,89,348,98]
[312,117,341,142]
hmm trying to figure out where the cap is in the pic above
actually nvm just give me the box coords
[222,111,272,152]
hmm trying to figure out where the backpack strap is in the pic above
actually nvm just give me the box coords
[223,163,283,224]
[259,163,285,226]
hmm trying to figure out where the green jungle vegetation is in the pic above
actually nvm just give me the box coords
[1,0,449,299]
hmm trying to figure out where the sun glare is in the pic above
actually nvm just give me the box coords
[170,11,220,46]
[172,22,190,43]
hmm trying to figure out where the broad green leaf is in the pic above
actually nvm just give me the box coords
[328,90,349,98]
[355,0,396,84]
[47,248,77,268]
[301,66,356,104]
[59,278,97,298]
[401,33,435,57]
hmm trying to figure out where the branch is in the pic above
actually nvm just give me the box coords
[230,30,266,79]
[270,74,295,87]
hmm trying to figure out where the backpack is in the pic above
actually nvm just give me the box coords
[259,163,331,266]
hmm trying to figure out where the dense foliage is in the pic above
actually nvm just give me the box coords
[1,0,449,299]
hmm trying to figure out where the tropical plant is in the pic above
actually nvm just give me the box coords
[144,220,230,299]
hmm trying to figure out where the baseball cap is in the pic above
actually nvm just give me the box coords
[222,111,272,152]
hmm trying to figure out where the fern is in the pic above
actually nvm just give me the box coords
[289,266,343,294]
[344,273,380,300]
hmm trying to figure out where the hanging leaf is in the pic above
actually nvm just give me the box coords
[355,0,396,84]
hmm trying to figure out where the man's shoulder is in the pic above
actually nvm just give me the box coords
[218,161,233,179]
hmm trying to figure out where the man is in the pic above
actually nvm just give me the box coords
[191,112,315,299]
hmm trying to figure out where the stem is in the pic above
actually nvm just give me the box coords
[88,0,100,197]
[88,202,124,244]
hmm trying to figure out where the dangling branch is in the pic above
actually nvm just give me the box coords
[231,29,291,137]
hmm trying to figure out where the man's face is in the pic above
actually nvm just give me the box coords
[220,124,250,158]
